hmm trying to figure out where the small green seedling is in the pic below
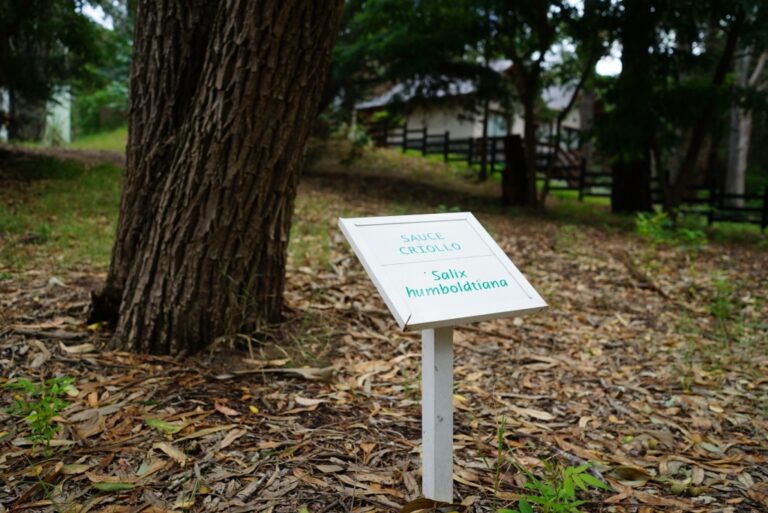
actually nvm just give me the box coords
[635,211,706,250]
[709,274,735,324]
[4,376,76,444]
[499,462,611,513]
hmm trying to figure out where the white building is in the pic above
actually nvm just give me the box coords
[44,88,72,145]
[355,63,582,141]
[0,90,8,142]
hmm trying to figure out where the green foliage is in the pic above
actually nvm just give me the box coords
[708,273,739,343]
[635,211,674,243]
[676,225,708,249]
[0,0,109,131]
[145,418,184,435]
[635,211,706,249]
[499,462,611,513]
[0,204,23,235]
[340,125,372,166]
[596,0,768,210]
[709,274,735,323]
[35,222,53,243]
[73,81,129,135]
[327,0,599,126]
[72,9,132,136]
[4,376,75,443]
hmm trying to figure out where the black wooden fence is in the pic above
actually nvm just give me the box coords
[368,123,767,230]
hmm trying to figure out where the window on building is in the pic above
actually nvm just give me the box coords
[486,113,507,136]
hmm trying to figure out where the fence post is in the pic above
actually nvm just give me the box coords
[382,119,389,148]
[402,122,408,153]
[480,137,488,179]
[578,158,586,202]
[707,181,717,226]
[468,138,474,165]
[443,131,450,162]
[762,186,768,232]
[422,127,428,156]
[490,137,497,173]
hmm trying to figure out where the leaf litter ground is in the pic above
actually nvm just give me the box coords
[1,143,766,512]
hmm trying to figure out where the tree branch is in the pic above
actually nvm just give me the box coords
[748,50,768,87]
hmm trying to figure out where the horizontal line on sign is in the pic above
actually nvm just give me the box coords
[379,253,493,267]
[354,219,465,227]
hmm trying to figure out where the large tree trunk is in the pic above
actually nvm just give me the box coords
[96,0,343,354]
[612,159,652,213]
[7,90,47,142]
[502,134,528,206]
[610,0,653,213]
[90,0,220,324]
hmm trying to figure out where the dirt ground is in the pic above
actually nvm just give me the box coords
[1,145,767,512]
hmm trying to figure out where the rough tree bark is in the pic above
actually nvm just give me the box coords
[90,0,220,323]
[93,0,344,354]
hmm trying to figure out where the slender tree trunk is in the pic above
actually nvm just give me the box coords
[522,91,539,209]
[669,11,744,208]
[539,53,596,204]
[98,0,343,354]
[7,89,16,141]
[726,49,753,207]
[729,109,752,203]
[580,88,595,170]
[703,129,724,191]
[479,99,490,181]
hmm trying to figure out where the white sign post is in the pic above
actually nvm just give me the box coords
[339,213,546,502]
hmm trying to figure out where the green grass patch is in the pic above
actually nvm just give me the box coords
[0,158,122,271]
[69,126,128,153]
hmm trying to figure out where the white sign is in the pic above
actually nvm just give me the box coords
[338,212,547,329]
[339,212,547,503]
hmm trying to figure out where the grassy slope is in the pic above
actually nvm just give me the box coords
[0,155,122,274]
[1,136,765,277]
[68,126,128,153]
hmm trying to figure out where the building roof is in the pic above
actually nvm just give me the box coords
[355,80,476,110]
[541,84,575,111]
[355,60,576,112]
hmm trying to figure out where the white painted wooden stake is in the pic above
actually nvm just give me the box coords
[421,326,454,502]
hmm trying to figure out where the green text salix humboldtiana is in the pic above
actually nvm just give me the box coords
[405,267,509,298]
